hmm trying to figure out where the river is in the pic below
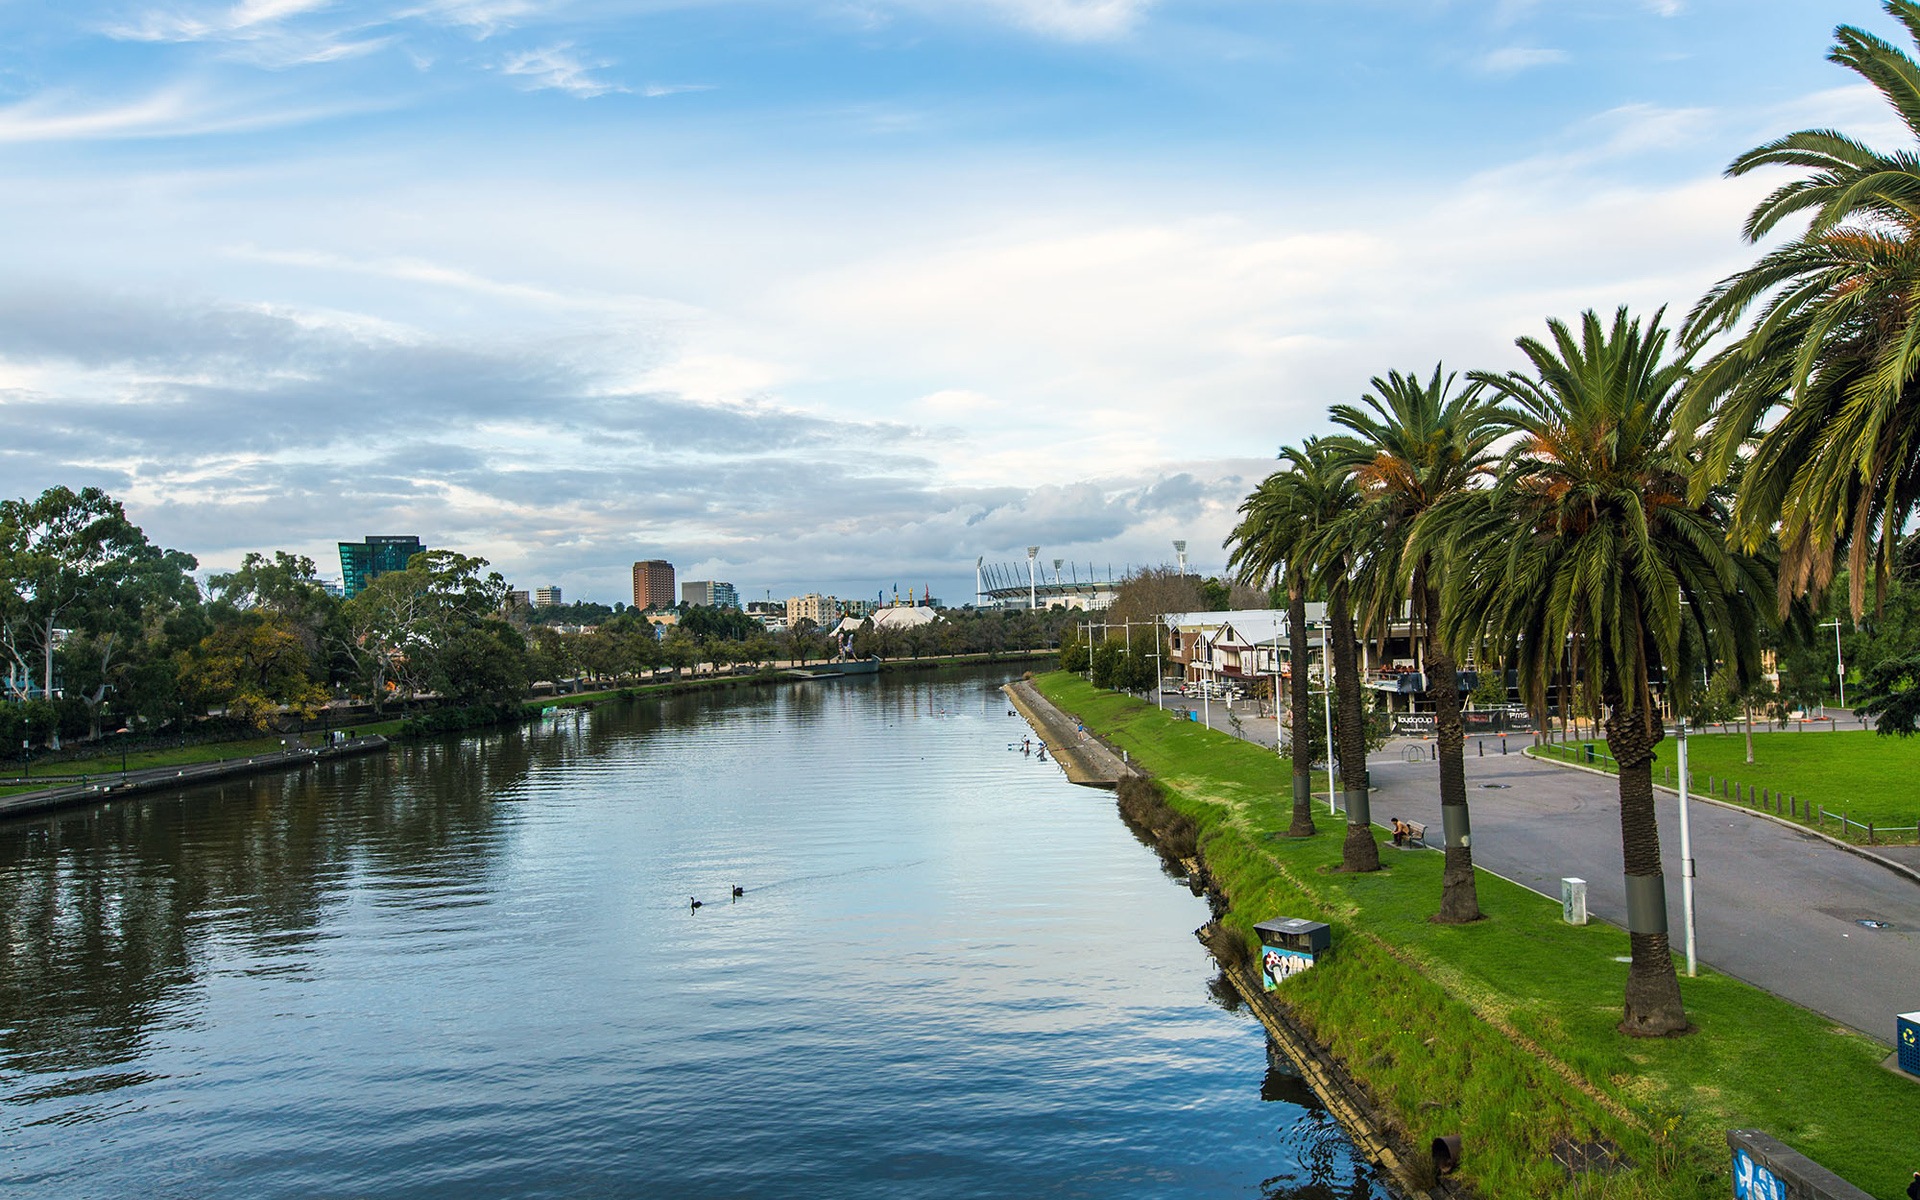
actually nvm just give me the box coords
[0,666,1390,1199]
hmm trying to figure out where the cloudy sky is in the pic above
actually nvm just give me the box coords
[0,0,1891,605]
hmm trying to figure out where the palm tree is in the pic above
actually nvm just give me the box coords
[1225,449,1320,838]
[1331,367,1507,923]
[1297,439,1384,874]
[1682,2,1920,619]
[1458,308,1778,1036]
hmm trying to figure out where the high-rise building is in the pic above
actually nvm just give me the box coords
[534,586,563,607]
[339,535,425,599]
[786,593,843,627]
[680,580,739,610]
[633,560,676,610]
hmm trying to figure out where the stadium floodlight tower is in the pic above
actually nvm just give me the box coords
[1173,540,1188,575]
[1026,546,1040,610]
[1052,558,1064,585]
[975,556,985,608]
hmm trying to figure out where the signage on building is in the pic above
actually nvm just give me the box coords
[1391,714,1436,735]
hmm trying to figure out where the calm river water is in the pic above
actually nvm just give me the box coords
[0,667,1390,1199]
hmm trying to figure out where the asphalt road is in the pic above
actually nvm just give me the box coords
[1365,743,1920,1043]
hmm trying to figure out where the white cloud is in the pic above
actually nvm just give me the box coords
[499,44,626,96]
[1478,46,1569,75]
[0,85,378,141]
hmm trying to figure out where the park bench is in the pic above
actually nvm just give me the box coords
[1394,821,1427,849]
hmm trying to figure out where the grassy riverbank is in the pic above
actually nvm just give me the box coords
[1034,671,1911,1200]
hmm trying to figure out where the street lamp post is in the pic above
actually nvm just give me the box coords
[1322,643,1336,815]
[116,726,133,781]
[1676,718,1697,977]
[1820,619,1846,709]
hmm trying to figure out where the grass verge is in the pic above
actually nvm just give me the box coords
[1035,671,1913,1200]
[1532,730,1920,844]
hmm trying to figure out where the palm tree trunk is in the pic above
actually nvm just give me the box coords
[1286,571,1316,837]
[1425,582,1480,922]
[1605,691,1688,1036]
[1330,581,1379,872]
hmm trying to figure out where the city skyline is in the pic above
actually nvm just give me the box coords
[0,1,1872,605]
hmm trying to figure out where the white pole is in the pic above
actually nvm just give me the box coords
[1323,642,1336,815]
[1202,634,1211,732]
[1833,620,1846,708]
[1274,628,1283,756]
[1677,718,1696,978]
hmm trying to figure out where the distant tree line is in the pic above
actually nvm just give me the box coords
[0,485,1076,754]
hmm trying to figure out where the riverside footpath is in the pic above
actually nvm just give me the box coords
[1034,672,1918,1200]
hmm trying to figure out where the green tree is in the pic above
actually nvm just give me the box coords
[1333,365,1507,922]
[182,612,330,728]
[0,486,198,746]
[1682,2,1920,619]
[1458,307,1782,1036]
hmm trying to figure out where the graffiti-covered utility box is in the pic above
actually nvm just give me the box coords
[1253,918,1330,991]
[1899,1012,1920,1077]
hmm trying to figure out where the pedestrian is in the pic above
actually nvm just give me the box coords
[1908,1170,1920,1200]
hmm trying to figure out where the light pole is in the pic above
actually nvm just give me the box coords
[1322,641,1336,815]
[116,726,132,780]
[1026,546,1040,610]
[1201,633,1212,732]
[1676,718,1697,977]
[1820,619,1846,708]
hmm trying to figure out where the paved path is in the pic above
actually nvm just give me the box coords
[1365,744,1920,1042]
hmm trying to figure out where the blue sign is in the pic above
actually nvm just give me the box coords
[1732,1149,1786,1200]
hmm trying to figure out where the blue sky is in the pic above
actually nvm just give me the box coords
[0,0,1885,605]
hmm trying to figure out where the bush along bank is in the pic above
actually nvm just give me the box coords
[1033,672,1912,1200]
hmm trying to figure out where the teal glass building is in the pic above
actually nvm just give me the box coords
[339,535,425,598]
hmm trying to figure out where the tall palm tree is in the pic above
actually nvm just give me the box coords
[1331,367,1507,923]
[1682,2,1920,618]
[1297,439,1384,874]
[1457,308,1778,1036]
[1225,447,1321,838]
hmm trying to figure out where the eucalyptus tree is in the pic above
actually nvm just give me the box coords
[1332,366,1507,923]
[1682,1,1920,618]
[1458,308,1779,1036]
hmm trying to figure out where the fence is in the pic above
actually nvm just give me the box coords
[1526,741,1917,846]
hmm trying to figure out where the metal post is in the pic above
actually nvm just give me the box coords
[1201,633,1211,732]
[1273,628,1283,756]
[1677,719,1697,978]
[1323,645,1336,815]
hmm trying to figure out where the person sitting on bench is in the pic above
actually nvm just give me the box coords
[1391,818,1414,847]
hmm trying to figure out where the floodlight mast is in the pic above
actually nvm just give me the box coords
[1026,546,1040,610]
[1173,540,1188,575]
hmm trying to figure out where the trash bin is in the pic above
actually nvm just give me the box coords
[1253,918,1331,991]
[1899,1012,1920,1077]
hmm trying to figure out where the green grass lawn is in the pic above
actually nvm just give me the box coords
[1532,728,1920,842]
[1035,672,1914,1200]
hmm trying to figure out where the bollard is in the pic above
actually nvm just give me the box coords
[1430,745,1436,761]
[1501,736,1507,755]
[1869,821,1875,844]
[1478,740,1483,756]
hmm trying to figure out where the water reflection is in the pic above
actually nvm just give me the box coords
[0,669,1392,1199]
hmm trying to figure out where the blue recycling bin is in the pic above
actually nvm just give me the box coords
[1899,1012,1920,1076]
